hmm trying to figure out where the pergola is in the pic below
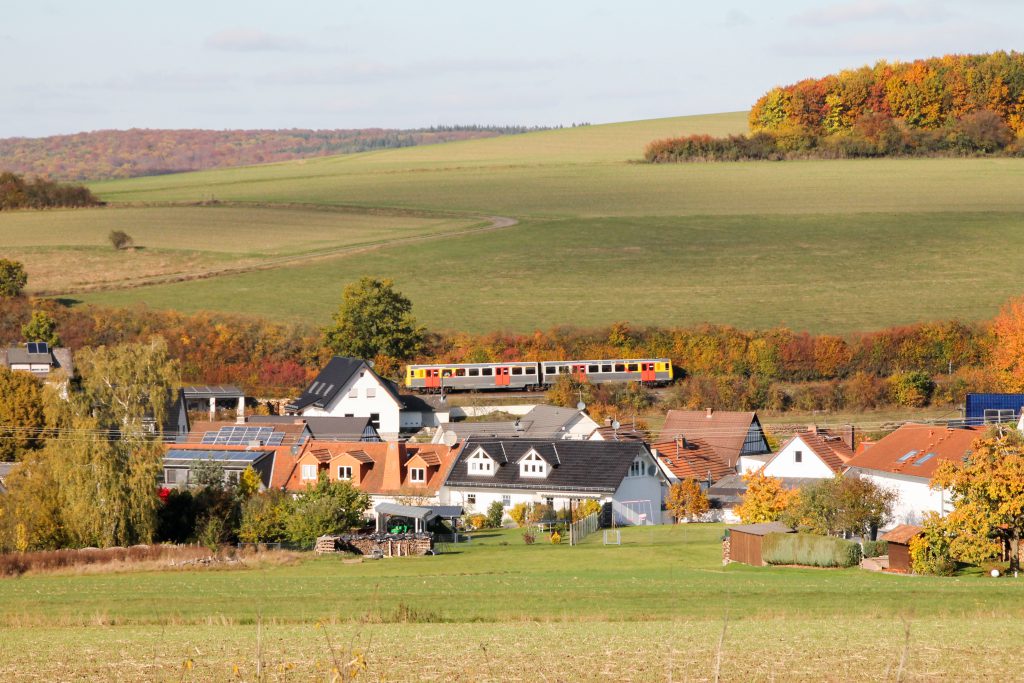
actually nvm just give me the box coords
[373,503,464,534]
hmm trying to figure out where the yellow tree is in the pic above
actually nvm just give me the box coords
[990,295,1024,391]
[666,479,709,522]
[932,433,1024,572]
[736,471,799,524]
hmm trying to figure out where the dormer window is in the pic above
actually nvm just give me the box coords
[467,448,496,476]
[410,467,426,483]
[628,457,646,478]
[520,450,548,478]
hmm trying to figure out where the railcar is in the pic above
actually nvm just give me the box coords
[405,362,542,393]
[539,358,673,387]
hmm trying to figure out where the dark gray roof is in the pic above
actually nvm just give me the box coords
[521,405,586,433]
[445,437,651,493]
[708,474,823,506]
[248,415,380,441]
[2,345,73,378]
[287,357,402,412]
[182,385,244,399]
[165,449,275,464]
[374,502,464,521]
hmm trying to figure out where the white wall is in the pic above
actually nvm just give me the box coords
[610,451,665,526]
[738,454,771,474]
[302,368,402,438]
[564,413,600,439]
[762,436,836,479]
[852,469,951,528]
[439,486,604,524]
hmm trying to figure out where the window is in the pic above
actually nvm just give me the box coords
[338,466,352,480]
[614,363,625,372]
[369,413,381,429]
[482,367,493,376]
[164,468,178,485]
[627,363,639,372]
[520,451,548,477]
[628,458,645,477]
[524,366,536,375]
[897,450,920,463]
[512,366,523,375]
[310,381,320,393]
[467,494,476,505]
[545,366,556,375]
[602,364,612,373]
[227,470,240,485]
[365,387,376,398]
[410,467,426,483]
[588,364,599,373]
[983,408,1015,423]
[456,368,466,377]
[502,495,511,507]
[468,449,495,475]
[558,366,569,374]
[794,450,802,463]
[301,464,317,480]
[324,384,334,395]
[913,453,936,466]
[545,497,554,508]
[348,388,358,398]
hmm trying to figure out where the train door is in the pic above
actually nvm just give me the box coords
[641,362,656,383]
[495,366,511,386]
[572,364,587,382]
[425,368,441,389]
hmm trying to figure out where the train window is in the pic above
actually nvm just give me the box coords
[442,369,453,377]
[615,363,625,372]
[588,364,599,373]
[558,366,569,374]
[469,368,480,376]
[602,364,612,373]
[545,366,556,374]
[627,363,639,372]
[482,368,493,376]
[524,366,536,374]
[455,368,466,377]
[512,367,523,375]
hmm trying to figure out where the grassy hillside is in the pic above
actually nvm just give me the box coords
[0,525,1021,680]
[20,109,1024,332]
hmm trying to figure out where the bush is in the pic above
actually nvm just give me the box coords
[108,230,134,250]
[861,540,888,558]
[508,503,530,528]
[464,513,487,530]
[761,532,862,568]
[888,370,935,407]
[522,531,535,545]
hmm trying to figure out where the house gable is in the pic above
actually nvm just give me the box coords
[517,449,549,478]
[762,435,836,479]
[466,447,498,476]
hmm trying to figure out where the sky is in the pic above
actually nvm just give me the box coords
[2,0,1021,137]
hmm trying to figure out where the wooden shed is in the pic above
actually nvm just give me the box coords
[880,524,923,574]
[725,522,794,566]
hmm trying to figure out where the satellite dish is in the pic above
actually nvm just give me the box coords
[576,401,586,411]
[611,420,621,430]
[442,431,458,447]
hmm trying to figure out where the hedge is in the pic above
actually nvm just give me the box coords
[761,532,862,568]
[861,540,888,558]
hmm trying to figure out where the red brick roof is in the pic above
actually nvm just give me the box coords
[881,524,923,545]
[651,438,734,483]
[844,424,986,480]
[773,428,855,474]
[284,440,457,495]
[659,410,762,467]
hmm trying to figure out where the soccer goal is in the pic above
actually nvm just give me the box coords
[618,499,656,527]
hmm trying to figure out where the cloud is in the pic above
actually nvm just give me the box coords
[205,29,308,52]
[262,58,555,86]
[790,0,945,27]
[723,9,753,28]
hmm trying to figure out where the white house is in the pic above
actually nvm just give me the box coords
[844,423,983,528]
[287,357,432,440]
[440,437,669,525]
[431,404,600,444]
[748,427,855,478]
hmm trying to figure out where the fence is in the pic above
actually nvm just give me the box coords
[569,512,600,546]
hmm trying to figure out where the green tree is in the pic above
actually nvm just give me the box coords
[888,370,935,407]
[284,474,371,548]
[485,500,505,528]
[781,475,895,538]
[21,310,60,346]
[323,277,425,360]
[238,490,290,544]
[0,259,27,298]
[0,367,46,461]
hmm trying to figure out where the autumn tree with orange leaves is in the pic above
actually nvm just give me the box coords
[990,295,1024,392]
[736,471,799,524]
[932,431,1024,573]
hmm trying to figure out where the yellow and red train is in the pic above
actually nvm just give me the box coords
[405,358,673,393]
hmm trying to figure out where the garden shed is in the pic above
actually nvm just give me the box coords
[725,522,794,566]
[880,524,923,574]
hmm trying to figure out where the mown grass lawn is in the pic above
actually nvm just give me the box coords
[0,525,1021,680]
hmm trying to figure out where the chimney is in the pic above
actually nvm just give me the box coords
[807,424,818,435]
[841,424,856,452]
[705,408,713,419]
[605,417,613,427]
[382,440,407,491]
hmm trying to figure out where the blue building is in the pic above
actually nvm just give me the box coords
[964,393,1024,425]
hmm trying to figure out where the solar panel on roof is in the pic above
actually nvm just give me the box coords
[201,425,282,445]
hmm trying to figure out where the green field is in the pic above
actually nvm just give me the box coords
[1,525,1021,681]
[8,109,1022,332]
